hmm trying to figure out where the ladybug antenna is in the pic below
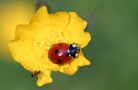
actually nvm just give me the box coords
[72,42,82,48]
[72,42,78,45]
[79,43,82,46]
[78,43,83,48]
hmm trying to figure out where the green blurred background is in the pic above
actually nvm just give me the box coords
[0,0,138,90]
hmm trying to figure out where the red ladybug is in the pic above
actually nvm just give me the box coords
[48,43,80,65]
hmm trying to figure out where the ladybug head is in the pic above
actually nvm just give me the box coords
[68,43,80,58]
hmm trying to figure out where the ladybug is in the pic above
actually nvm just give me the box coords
[48,43,80,65]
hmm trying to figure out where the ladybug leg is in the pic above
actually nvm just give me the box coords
[77,48,80,53]
[31,74,36,77]
[72,42,78,45]
[72,42,79,47]
[72,54,76,58]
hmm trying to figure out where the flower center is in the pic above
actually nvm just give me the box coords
[33,26,68,59]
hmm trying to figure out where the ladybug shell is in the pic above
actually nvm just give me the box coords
[48,43,72,65]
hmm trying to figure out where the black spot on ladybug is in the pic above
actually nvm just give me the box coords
[55,49,59,54]
[57,59,62,63]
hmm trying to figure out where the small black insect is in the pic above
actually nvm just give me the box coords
[31,71,41,77]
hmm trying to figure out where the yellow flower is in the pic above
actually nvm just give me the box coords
[8,6,91,87]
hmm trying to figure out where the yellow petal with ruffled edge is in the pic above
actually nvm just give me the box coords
[59,51,90,75]
[63,12,91,48]
[37,70,52,87]
[8,6,91,87]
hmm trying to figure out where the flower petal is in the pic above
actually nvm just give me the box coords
[9,24,59,71]
[59,63,78,75]
[30,6,51,27]
[8,25,40,72]
[40,54,59,71]
[54,12,70,29]
[72,51,91,67]
[59,64,70,73]
[63,65,78,75]
[30,6,70,31]
[59,51,90,75]
[63,12,91,48]
[8,25,34,60]
[37,70,52,87]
